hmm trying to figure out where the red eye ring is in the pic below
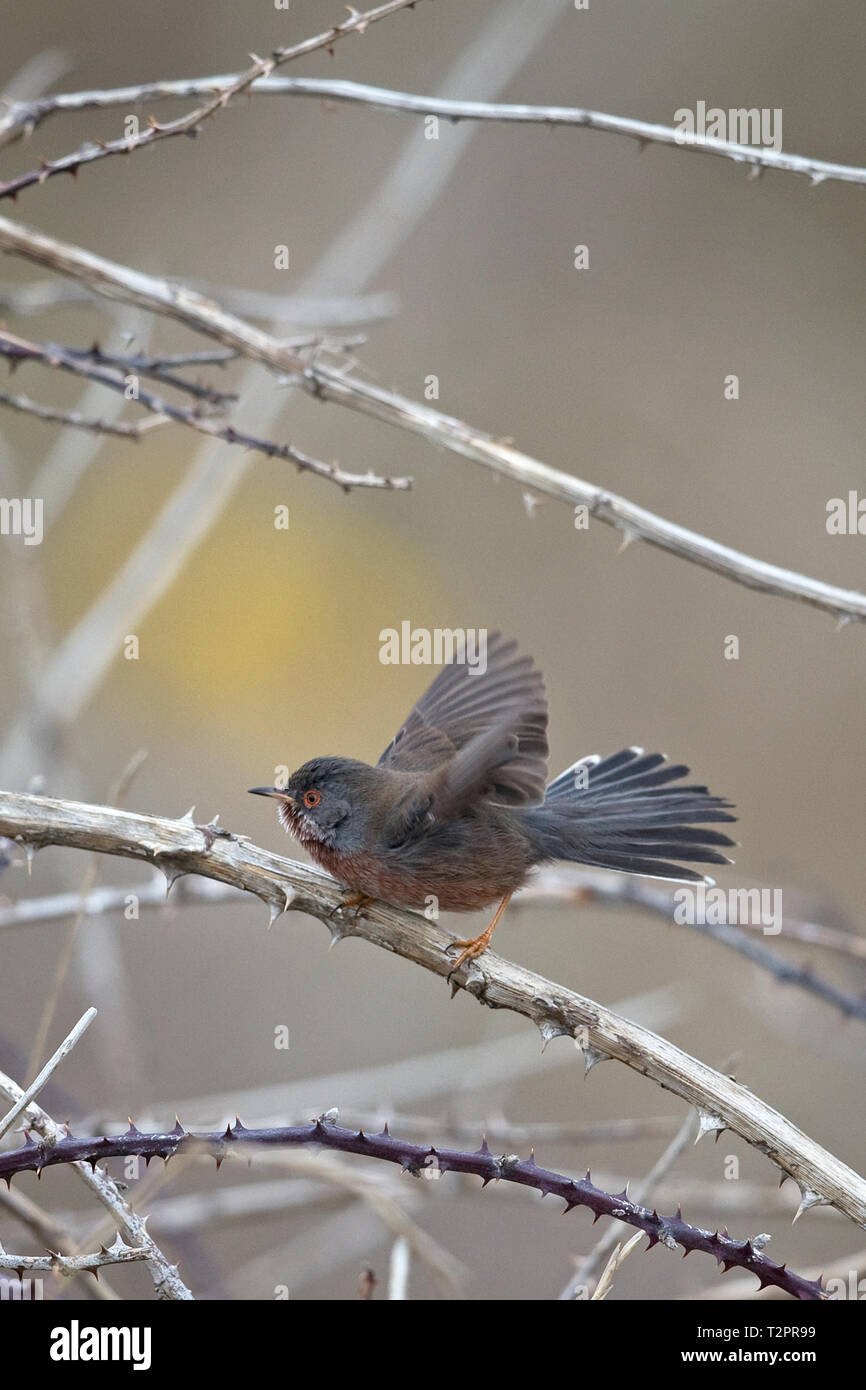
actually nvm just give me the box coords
[302,789,322,808]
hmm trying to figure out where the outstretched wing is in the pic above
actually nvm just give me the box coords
[378,631,549,813]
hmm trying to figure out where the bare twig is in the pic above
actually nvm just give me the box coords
[3,74,864,189]
[0,387,169,438]
[0,1186,118,1298]
[0,328,409,490]
[0,1063,193,1298]
[0,1118,824,1299]
[59,342,238,405]
[0,1006,96,1142]
[0,0,426,199]
[0,1237,147,1278]
[1,216,861,622]
[0,790,863,1230]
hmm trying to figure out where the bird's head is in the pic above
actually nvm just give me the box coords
[249,756,379,850]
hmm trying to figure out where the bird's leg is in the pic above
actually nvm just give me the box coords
[329,892,374,921]
[446,891,513,978]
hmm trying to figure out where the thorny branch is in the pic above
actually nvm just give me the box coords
[0,388,169,440]
[560,1111,694,1299]
[0,1060,193,1298]
[55,342,239,405]
[3,74,865,190]
[0,1235,148,1279]
[0,1184,119,1298]
[0,1118,824,1301]
[0,1,427,201]
[0,217,862,622]
[0,329,410,490]
[0,1006,96,1142]
[0,790,864,1232]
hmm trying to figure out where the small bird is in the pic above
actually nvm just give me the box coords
[249,634,735,974]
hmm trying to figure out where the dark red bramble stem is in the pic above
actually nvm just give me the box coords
[0,1118,824,1300]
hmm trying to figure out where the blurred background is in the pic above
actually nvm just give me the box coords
[0,0,864,1299]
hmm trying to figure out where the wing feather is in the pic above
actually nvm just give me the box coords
[378,634,549,837]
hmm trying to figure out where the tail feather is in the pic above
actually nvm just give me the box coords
[525,747,736,884]
[590,750,672,785]
[597,764,691,791]
[560,853,713,882]
[620,825,735,846]
[574,799,734,824]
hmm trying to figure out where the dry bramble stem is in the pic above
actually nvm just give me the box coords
[0,0,427,200]
[0,790,864,1232]
[2,74,864,189]
[0,328,408,490]
[0,1119,824,1301]
[54,342,239,405]
[0,1060,193,1298]
[0,216,863,622]
[0,1237,148,1280]
[0,388,169,439]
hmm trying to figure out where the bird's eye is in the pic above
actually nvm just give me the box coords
[302,789,322,808]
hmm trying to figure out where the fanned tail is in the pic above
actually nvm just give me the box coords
[525,747,736,883]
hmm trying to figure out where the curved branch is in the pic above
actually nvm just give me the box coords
[0,789,864,1231]
[2,75,864,189]
[0,1119,823,1300]
[0,215,861,622]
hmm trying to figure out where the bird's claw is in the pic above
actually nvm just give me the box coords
[444,930,493,984]
[329,892,374,922]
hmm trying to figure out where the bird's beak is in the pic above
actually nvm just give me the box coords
[248,787,295,803]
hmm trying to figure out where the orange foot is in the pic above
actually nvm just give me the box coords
[330,892,374,921]
[445,891,513,982]
[446,923,497,979]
